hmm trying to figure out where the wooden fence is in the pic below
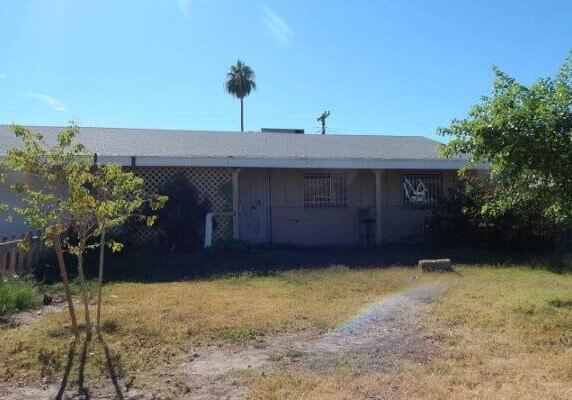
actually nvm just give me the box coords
[0,233,46,276]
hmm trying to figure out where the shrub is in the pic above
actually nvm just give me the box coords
[152,173,210,253]
[0,277,39,314]
[428,175,570,249]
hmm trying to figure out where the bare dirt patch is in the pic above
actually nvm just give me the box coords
[306,282,446,373]
[161,282,446,399]
[0,300,69,330]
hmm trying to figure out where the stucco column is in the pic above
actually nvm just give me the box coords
[375,170,384,245]
[232,169,240,240]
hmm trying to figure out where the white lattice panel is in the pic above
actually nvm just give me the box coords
[130,167,233,243]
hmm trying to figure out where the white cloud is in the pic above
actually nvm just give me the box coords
[177,0,191,16]
[262,6,293,43]
[0,72,5,80]
[23,92,68,112]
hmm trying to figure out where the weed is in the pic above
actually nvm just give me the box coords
[37,348,61,379]
[0,277,38,314]
[228,327,253,343]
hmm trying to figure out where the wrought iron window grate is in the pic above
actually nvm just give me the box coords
[304,172,348,208]
[403,174,442,206]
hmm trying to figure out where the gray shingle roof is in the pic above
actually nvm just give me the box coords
[0,125,470,169]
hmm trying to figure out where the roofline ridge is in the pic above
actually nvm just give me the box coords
[0,124,438,140]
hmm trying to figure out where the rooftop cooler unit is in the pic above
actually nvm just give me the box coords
[260,128,304,134]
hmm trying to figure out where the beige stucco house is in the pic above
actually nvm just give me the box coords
[0,126,483,246]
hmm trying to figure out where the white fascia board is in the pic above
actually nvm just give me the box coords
[96,155,133,165]
[101,156,486,170]
[2,154,487,170]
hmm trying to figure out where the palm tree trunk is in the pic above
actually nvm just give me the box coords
[240,98,244,132]
[52,232,79,338]
[77,250,92,335]
[95,230,106,333]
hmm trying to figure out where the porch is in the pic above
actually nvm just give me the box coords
[232,168,456,246]
[120,166,455,247]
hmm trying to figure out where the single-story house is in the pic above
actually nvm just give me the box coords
[0,125,483,246]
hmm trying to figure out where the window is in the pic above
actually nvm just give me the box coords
[304,172,348,208]
[403,174,442,206]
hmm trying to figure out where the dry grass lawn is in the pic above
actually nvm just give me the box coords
[0,266,420,383]
[1,264,570,400]
[250,266,572,400]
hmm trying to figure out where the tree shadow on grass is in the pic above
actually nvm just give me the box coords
[99,335,125,400]
[76,334,91,398]
[55,339,76,400]
[54,333,125,400]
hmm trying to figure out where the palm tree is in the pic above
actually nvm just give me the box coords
[225,60,256,132]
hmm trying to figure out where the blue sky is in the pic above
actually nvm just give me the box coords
[0,1,570,140]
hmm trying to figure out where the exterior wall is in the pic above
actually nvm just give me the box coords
[267,168,457,246]
[269,169,366,246]
[0,165,458,247]
[378,170,457,243]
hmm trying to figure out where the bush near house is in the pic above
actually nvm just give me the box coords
[152,173,210,253]
[428,175,570,250]
[439,53,572,242]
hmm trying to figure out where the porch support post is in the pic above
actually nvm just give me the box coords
[375,170,384,245]
[232,169,240,240]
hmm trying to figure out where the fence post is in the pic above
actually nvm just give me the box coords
[0,244,4,275]
[0,232,42,276]
[33,234,40,265]
[0,238,5,274]
[1,237,6,272]
[25,233,34,271]
[9,236,17,274]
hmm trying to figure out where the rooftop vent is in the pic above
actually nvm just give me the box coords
[260,128,304,134]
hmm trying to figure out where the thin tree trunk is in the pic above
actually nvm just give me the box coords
[95,230,106,332]
[52,232,79,338]
[77,249,92,335]
[240,98,244,132]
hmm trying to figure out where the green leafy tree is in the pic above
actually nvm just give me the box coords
[0,125,166,336]
[429,175,564,248]
[225,60,257,132]
[1,124,90,337]
[439,52,572,226]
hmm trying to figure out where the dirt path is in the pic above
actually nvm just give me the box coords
[0,283,445,400]
[164,282,447,399]
[0,301,68,330]
[307,282,446,373]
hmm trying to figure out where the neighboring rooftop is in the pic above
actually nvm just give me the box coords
[0,125,473,169]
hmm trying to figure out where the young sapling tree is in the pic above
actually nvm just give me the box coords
[0,124,92,337]
[1,125,167,336]
[90,164,166,332]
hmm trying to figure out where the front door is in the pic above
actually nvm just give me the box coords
[239,169,269,243]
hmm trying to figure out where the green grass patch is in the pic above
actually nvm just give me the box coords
[227,326,254,343]
[0,278,39,315]
[41,278,98,297]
